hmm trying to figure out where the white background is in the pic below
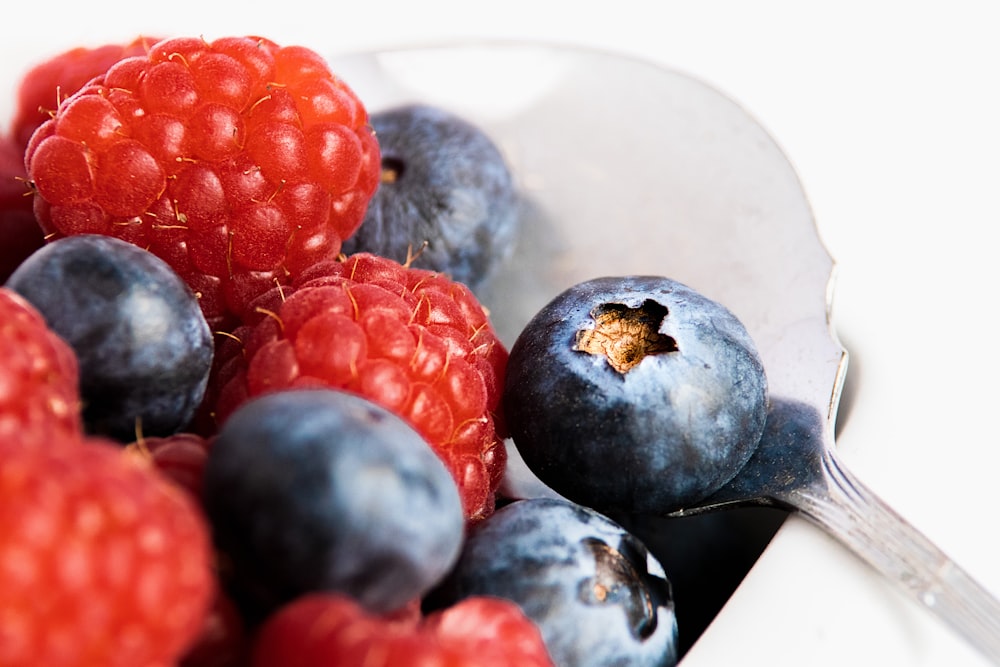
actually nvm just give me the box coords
[3,2,999,665]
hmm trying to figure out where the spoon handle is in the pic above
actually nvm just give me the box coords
[788,447,1000,665]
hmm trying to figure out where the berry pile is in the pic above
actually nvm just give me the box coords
[205,251,509,520]
[0,33,543,667]
[7,234,216,442]
[0,31,776,667]
[0,287,216,664]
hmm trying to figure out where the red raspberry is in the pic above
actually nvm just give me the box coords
[0,287,82,444]
[206,252,508,520]
[0,134,44,282]
[179,585,249,667]
[138,431,213,500]
[251,593,555,667]
[129,433,246,666]
[25,36,381,330]
[0,436,215,666]
[9,36,161,150]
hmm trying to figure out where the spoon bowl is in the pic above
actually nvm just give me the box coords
[329,42,1000,664]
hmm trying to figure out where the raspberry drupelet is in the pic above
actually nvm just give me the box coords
[24,36,381,330]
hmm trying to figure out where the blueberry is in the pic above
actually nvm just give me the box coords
[503,275,768,515]
[343,103,519,292]
[202,388,465,619]
[4,234,213,441]
[431,497,678,667]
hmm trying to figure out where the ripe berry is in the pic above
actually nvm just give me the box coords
[139,432,213,500]
[0,435,214,667]
[6,234,214,442]
[24,35,381,330]
[251,593,555,667]
[343,103,520,293]
[0,134,43,282]
[9,36,160,150]
[206,252,509,520]
[179,585,249,667]
[203,388,465,619]
[431,497,679,667]
[0,287,82,444]
[503,275,768,514]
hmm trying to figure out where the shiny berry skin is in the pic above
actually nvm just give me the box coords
[9,36,160,150]
[24,36,381,330]
[0,436,214,667]
[432,497,678,667]
[206,252,509,520]
[343,104,519,293]
[251,593,554,667]
[503,275,768,515]
[0,287,82,444]
[6,234,214,442]
[203,389,465,619]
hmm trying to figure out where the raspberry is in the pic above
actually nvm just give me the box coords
[206,252,508,520]
[0,287,82,444]
[24,36,381,330]
[9,36,160,150]
[139,432,213,499]
[0,435,215,666]
[0,134,44,282]
[251,593,555,667]
[179,585,249,667]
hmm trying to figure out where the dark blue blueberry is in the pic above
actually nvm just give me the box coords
[4,234,213,441]
[202,388,465,619]
[503,275,768,515]
[343,103,519,292]
[432,497,678,667]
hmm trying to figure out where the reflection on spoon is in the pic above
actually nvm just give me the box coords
[671,397,1000,663]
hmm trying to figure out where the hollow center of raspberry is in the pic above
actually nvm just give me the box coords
[574,299,677,374]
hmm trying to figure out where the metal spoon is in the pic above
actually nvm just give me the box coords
[329,42,1000,663]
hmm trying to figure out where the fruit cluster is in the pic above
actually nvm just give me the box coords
[1,34,773,667]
